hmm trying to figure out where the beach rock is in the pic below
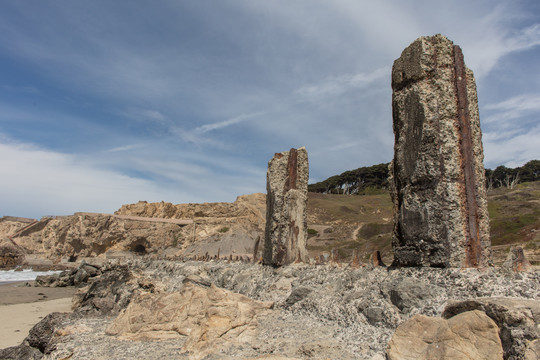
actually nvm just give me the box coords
[0,238,25,269]
[106,282,273,358]
[35,263,102,288]
[387,310,503,360]
[25,312,69,354]
[390,34,491,268]
[72,264,142,314]
[0,312,74,359]
[442,297,540,360]
[35,269,75,287]
[384,277,439,312]
[264,147,309,266]
[285,286,313,307]
[0,344,43,359]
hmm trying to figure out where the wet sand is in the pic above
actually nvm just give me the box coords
[0,282,76,349]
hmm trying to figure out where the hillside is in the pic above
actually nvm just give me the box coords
[308,160,540,195]
[306,181,540,266]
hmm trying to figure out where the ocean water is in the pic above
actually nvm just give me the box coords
[0,269,62,283]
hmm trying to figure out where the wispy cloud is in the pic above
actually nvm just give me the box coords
[194,112,263,134]
[295,67,389,101]
[483,124,540,168]
[105,144,143,153]
[463,17,540,77]
[483,93,540,123]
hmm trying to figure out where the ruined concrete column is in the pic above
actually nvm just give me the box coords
[263,147,309,266]
[390,34,492,268]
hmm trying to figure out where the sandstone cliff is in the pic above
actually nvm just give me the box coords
[2,194,266,265]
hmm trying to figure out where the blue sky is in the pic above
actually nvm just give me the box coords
[1,1,539,218]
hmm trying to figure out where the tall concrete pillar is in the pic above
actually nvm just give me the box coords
[263,147,309,266]
[390,34,492,268]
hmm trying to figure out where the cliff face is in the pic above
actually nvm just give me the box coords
[116,193,267,260]
[10,214,180,262]
[2,194,266,265]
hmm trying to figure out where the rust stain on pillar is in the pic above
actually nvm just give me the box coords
[284,148,298,192]
[453,45,482,267]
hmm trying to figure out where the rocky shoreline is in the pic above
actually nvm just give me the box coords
[1,259,538,359]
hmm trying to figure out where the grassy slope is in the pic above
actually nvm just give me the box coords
[307,182,540,265]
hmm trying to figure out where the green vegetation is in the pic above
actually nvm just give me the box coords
[486,160,540,190]
[172,230,182,247]
[309,159,540,195]
[308,163,390,194]
[488,182,540,247]
[218,227,230,233]
[359,223,393,239]
[307,228,318,237]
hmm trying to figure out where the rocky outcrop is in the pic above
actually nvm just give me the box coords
[35,262,102,287]
[0,312,74,360]
[0,238,26,269]
[390,34,491,268]
[387,310,503,360]
[15,260,538,359]
[106,282,273,358]
[70,263,155,315]
[443,297,540,360]
[264,147,309,266]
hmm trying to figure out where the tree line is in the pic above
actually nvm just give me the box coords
[308,160,540,194]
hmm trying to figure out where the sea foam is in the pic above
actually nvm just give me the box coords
[0,269,61,282]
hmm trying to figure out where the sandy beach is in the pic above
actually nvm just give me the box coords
[0,282,76,349]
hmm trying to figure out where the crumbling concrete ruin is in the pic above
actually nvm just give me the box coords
[263,147,309,266]
[390,34,492,268]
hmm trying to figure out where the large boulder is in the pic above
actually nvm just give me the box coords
[72,264,145,314]
[0,312,73,359]
[443,297,540,360]
[387,310,503,360]
[0,238,25,269]
[106,282,273,358]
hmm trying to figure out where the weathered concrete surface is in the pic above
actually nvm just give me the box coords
[390,34,491,268]
[263,147,309,266]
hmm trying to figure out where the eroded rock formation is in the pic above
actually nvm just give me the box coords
[390,34,491,268]
[387,310,503,360]
[443,297,540,360]
[263,147,309,266]
[106,282,273,357]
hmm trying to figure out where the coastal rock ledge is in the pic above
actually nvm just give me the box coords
[1,260,538,359]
